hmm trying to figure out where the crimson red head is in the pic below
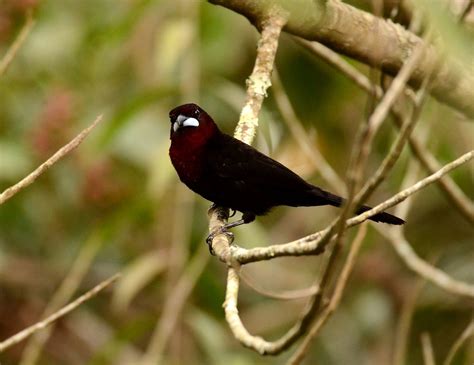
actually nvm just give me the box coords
[169,103,218,144]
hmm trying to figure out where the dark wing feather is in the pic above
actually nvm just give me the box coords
[198,134,317,214]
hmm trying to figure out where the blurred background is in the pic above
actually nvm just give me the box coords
[0,0,473,364]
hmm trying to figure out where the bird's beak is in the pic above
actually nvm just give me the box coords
[173,114,200,132]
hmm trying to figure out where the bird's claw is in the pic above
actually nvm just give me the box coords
[205,227,235,255]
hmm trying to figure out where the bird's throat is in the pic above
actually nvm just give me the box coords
[169,130,209,184]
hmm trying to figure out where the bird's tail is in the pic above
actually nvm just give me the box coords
[354,204,405,225]
[306,187,405,225]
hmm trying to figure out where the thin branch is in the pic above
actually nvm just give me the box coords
[347,151,473,228]
[234,12,288,145]
[239,268,320,300]
[0,11,35,77]
[359,38,427,159]
[346,37,428,222]
[0,115,103,205]
[393,149,423,219]
[272,69,345,193]
[222,267,323,355]
[295,37,379,98]
[230,150,473,264]
[421,333,436,365]
[230,225,332,264]
[20,232,104,365]
[458,0,473,22]
[390,113,474,223]
[287,223,368,365]
[297,38,474,223]
[443,318,474,365]
[139,245,209,365]
[393,278,426,365]
[315,41,427,327]
[0,273,120,353]
[378,227,474,298]
[401,125,474,223]
[355,75,429,206]
[369,150,474,300]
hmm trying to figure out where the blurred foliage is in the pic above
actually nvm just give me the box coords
[0,0,473,364]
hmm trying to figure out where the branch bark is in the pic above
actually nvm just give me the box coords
[209,0,474,118]
[0,115,103,206]
[0,273,120,353]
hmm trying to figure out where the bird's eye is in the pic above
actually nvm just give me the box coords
[194,109,200,117]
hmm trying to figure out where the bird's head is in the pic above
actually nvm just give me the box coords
[169,103,218,144]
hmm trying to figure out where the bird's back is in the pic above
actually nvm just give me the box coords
[193,133,322,215]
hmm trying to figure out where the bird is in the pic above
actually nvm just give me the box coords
[168,103,404,250]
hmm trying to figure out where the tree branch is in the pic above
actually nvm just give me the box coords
[0,273,120,353]
[208,14,286,258]
[0,11,35,77]
[231,150,473,264]
[377,227,474,298]
[443,319,474,365]
[209,0,474,118]
[0,115,103,206]
[287,223,368,365]
[297,38,474,223]
[234,11,287,144]
[223,267,323,355]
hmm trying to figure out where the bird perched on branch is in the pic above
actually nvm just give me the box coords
[168,103,404,251]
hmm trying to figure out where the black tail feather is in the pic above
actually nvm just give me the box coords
[308,188,405,225]
[356,205,405,225]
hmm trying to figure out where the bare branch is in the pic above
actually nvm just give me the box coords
[349,38,430,214]
[287,223,368,365]
[377,227,474,298]
[0,11,35,77]
[139,245,210,365]
[20,233,104,365]
[0,273,120,353]
[223,267,323,355]
[347,151,473,228]
[209,0,474,118]
[231,150,473,264]
[297,38,474,223]
[421,333,436,365]
[272,70,345,192]
[393,278,427,365]
[355,85,427,206]
[239,268,320,300]
[295,37,379,97]
[234,12,287,144]
[0,115,103,206]
[443,319,474,365]
[400,125,474,223]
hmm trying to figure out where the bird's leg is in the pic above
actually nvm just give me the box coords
[205,212,255,254]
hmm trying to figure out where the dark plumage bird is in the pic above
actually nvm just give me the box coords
[168,103,404,246]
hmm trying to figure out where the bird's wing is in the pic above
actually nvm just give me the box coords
[200,134,314,212]
[211,134,308,186]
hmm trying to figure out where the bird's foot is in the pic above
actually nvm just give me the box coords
[205,228,235,255]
